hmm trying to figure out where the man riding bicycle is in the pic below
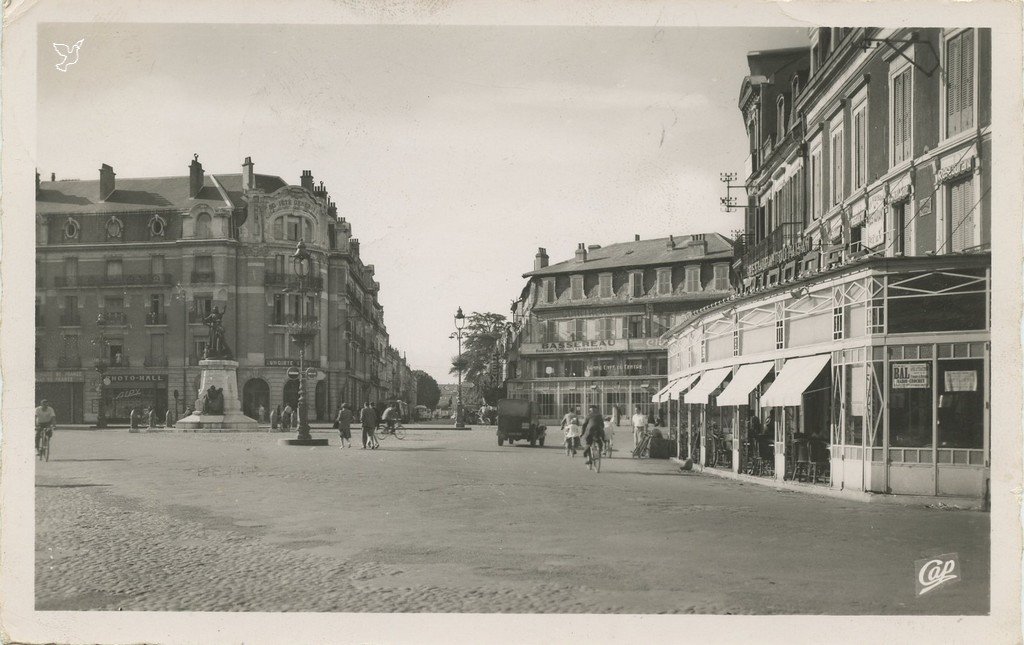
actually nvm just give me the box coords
[35,399,56,455]
[381,404,399,434]
[581,405,606,466]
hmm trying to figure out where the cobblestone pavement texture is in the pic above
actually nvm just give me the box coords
[36,428,989,613]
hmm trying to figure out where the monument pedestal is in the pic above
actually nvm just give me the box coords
[176,359,258,432]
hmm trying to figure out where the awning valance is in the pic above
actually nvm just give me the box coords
[716,361,775,406]
[682,367,733,405]
[759,354,831,408]
[665,373,701,399]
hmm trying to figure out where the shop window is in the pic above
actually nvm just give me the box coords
[564,360,584,377]
[537,361,559,378]
[937,359,984,449]
[945,29,975,138]
[844,364,865,446]
[889,362,933,448]
[536,393,556,418]
[590,360,615,377]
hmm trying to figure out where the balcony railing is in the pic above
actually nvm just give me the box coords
[143,355,169,367]
[265,272,324,292]
[739,222,811,278]
[97,311,128,326]
[108,355,130,368]
[190,271,216,284]
[60,312,82,326]
[145,311,168,325]
[270,313,319,326]
[58,356,82,368]
[54,273,174,288]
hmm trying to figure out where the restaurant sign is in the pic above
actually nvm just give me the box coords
[105,374,167,384]
[520,340,620,355]
[892,363,929,389]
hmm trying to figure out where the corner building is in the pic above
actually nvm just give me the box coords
[664,28,992,501]
[35,156,415,423]
[504,234,735,427]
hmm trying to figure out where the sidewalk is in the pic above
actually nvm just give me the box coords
[55,422,477,432]
[669,457,986,510]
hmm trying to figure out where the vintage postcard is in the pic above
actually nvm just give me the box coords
[2,1,1021,643]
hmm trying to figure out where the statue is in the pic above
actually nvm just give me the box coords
[200,385,225,415]
[202,305,233,359]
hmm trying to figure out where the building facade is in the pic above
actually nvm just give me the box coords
[503,234,735,426]
[35,156,417,424]
[664,27,991,500]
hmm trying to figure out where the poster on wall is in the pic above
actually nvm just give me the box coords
[893,363,930,388]
[944,370,978,392]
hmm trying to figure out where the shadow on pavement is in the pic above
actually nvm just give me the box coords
[36,483,112,488]
[48,458,128,463]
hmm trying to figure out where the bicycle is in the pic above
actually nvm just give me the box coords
[586,439,603,472]
[36,423,53,462]
[376,422,406,440]
[631,430,653,459]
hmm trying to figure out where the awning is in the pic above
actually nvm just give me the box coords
[665,373,701,399]
[651,373,701,403]
[760,354,831,408]
[650,379,679,404]
[716,361,775,406]
[682,367,733,405]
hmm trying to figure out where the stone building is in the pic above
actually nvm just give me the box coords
[502,234,736,427]
[35,156,416,424]
[664,28,992,501]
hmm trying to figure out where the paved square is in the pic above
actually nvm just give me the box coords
[36,427,989,613]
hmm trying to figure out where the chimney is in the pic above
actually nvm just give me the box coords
[188,155,203,198]
[35,170,40,197]
[99,163,116,201]
[634,234,641,242]
[50,172,56,182]
[328,199,337,218]
[350,238,360,257]
[588,244,601,251]
[575,242,587,263]
[300,170,314,192]
[241,156,255,190]
[534,247,549,271]
[667,234,676,249]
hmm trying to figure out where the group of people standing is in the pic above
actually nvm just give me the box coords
[267,404,299,431]
[332,401,401,449]
[560,405,656,462]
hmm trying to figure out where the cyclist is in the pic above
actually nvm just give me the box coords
[581,405,606,466]
[35,399,57,456]
[381,403,399,435]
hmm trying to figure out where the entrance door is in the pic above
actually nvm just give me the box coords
[242,378,270,420]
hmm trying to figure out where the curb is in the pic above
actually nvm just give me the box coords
[669,457,987,511]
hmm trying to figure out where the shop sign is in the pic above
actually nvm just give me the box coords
[935,156,975,185]
[37,371,83,383]
[627,338,669,351]
[105,374,167,384]
[892,363,929,389]
[944,370,977,392]
[113,388,145,400]
[917,196,932,217]
[864,205,885,249]
[265,358,321,367]
[521,340,620,354]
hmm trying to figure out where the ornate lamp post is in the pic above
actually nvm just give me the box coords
[453,306,466,429]
[286,240,320,442]
[91,321,110,429]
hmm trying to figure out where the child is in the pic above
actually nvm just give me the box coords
[561,408,582,457]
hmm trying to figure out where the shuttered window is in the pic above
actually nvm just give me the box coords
[830,127,844,206]
[946,30,975,137]
[853,104,867,189]
[949,176,976,252]
[892,68,912,165]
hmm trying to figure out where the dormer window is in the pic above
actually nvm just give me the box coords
[543,278,555,304]
[598,273,613,298]
[570,274,584,300]
[630,270,644,297]
[684,266,701,292]
[656,268,672,295]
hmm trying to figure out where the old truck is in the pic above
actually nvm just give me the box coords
[496,398,546,447]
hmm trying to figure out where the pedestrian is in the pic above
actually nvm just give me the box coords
[610,404,621,428]
[360,401,378,449]
[258,403,267,424]
[165,407,176,429]
[582,405,606,466]
[335,403,354,448]
[282,404,293,432]
[561,407,582,457]
[270,404,281,431]
[631,405,648,449]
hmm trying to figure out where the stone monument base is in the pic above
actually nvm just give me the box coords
[176,359,258,432]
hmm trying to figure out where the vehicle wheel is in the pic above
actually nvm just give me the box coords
[394,427,406,440]
[44,439,50,462]
[498,437,504,446]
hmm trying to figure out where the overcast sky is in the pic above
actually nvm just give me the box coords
[38,24,807,383]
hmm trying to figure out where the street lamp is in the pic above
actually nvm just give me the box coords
[287,239,319,442]
[454,306,466,429]
[91,319,110,429]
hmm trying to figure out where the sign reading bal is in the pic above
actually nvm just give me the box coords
[893,363,929,389]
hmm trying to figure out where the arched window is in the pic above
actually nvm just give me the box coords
[196,213,212,238]
[303,219,313,242]
[273,217,284,240]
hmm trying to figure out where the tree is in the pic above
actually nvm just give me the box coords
[451,311,510,404]
[412,370,440,409]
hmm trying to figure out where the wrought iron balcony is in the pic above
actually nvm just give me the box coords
[108,354,130,367]
[271,313,319,326]
[96,311,128,326]
[738,222,811,278]
[145,311,168,325]
[60,312,82,326]
[54,273,175,288]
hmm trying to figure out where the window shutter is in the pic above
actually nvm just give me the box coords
[951,177,975,252]
[961,30,975,129]
[947,35,962,135]
[902,71,913,160]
